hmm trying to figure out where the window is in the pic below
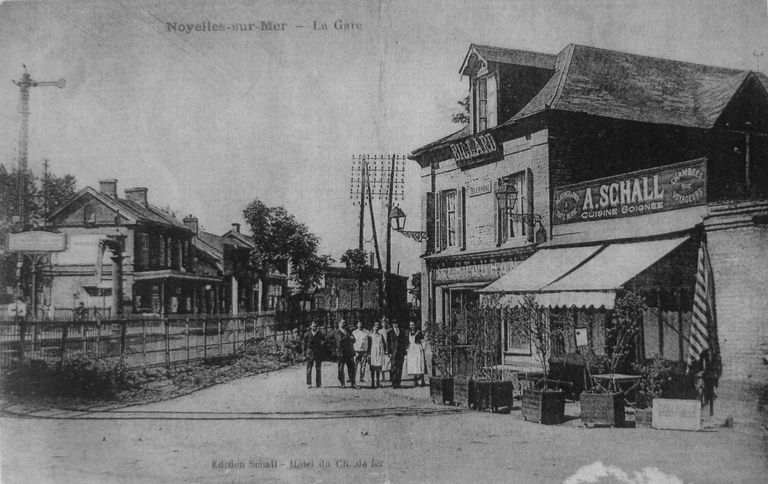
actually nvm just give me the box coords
[268,284,283,310]
[497,171,532,245]
[83,204,95,224]
[475,77,488,132]
[439,190,457,249]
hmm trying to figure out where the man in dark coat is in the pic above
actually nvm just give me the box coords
[303,321,325,388]
[390,320,407,388]
[334,319,358,388]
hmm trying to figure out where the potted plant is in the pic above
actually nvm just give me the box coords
[512,295,567,424]
[465,306,514,412]
[427,316,458,405]
[581,291,644,427]
[632,356,673,428]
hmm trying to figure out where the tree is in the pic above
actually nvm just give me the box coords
[0,163,78,303]
[340,248,371,309]
[451,95,470,125]
[242,199,332,297]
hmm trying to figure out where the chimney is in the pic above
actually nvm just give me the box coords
[231,223,240,234]
[183,215,199,234]
[99,179,117,197]
[125,187,148,207]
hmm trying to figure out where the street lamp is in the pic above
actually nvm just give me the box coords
[495,180,542,225]
[389,205,428,242]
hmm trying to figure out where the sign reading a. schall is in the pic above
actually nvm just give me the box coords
[553,158,707,225]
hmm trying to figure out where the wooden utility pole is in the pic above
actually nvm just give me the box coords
[383,155,396,318]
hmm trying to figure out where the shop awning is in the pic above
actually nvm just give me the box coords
[480,245,602,293]
[481,236,690,309]
[543,236,690,291]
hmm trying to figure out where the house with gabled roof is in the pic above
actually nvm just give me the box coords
[46,179,224,316]
[409,43,768,402]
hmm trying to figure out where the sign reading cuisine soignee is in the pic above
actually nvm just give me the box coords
[553,158,707,225]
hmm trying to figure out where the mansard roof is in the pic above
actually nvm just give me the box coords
[411,43,768,164]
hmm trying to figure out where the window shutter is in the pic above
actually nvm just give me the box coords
[526,168,535,242]
[425,192,435,253]
[435,191,443,251]
[493,180,499,245]
[457,187,466,250]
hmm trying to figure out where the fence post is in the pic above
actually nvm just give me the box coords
[120,320,127,355]
[185,317,190,364]
[59,323,67,366]
[164,317,171,369]
[233,317,238,354]
[204,317,208,360]
[32,320,39,352]
[142,320,147,364]
[82,322,87,356]
[96,321,101,360]
[217,317,222,357]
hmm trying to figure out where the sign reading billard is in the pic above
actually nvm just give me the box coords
[553,158,707,225]
[450,133,501,169]
[8,231,67,252]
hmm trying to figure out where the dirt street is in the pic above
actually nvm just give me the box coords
[1,364,766,483]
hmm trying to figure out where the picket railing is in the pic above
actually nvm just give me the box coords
[0,308,388,370]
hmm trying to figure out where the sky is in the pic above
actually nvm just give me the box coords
[0,0,766,277]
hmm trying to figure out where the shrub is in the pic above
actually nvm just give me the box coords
[1,357,137,400]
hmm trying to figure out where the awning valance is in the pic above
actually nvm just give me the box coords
[480,245,601,293]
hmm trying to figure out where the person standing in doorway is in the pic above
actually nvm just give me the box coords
[391,320,407,388]
[352,321,369,383]
[334,319,357,388]
[303,321,325,389]
[381,318,395,382]
[406,321,426,387]
[368,320,387,388]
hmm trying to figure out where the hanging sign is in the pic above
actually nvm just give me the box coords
[450,133,502,169]
[8,231,67,252]
[553,158,707,225]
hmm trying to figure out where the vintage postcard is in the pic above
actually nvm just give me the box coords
[1,0,766,483]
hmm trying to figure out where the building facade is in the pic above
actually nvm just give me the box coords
[410,44,768,400]
[46,180,230,316]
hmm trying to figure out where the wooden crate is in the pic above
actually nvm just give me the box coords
[473,380,515,412]
[580,391,625,427]
[522,389,565,424]
[453,377,475,408]
[429,376,454,405]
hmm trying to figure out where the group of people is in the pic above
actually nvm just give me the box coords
[302,318,427,389]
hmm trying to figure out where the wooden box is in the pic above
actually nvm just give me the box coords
[473,380,515,412]
[429,376,454,405]
[522,389,565,425]
[581,391,625,427]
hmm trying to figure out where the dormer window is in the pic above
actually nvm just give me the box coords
[475,77,488,132]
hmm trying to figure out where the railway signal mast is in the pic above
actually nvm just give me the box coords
[12,65,66,230]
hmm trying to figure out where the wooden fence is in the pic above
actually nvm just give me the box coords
[0,307,387,370]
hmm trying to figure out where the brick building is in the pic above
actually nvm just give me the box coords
[309,266,408,318]
[409,44,768,401]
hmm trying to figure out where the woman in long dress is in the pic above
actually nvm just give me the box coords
[406,321,426,387]
[368,321,387,388]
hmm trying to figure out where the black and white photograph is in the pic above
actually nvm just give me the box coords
[0,0,766,482]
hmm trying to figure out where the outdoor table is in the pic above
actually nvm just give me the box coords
[591,373,641,400]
